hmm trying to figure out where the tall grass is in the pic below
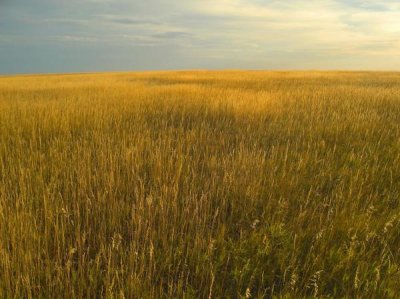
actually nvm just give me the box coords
[0,71,400,298]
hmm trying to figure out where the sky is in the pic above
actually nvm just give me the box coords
[0,0,399,74]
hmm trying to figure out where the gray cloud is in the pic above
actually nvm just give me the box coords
[107,17,159,25]
[153,31,192,39]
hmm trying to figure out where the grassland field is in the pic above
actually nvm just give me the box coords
[0,71,400,298]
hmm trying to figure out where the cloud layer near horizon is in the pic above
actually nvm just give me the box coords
[1,0,399,73]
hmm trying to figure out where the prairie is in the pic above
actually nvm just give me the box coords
[0,71,400,298]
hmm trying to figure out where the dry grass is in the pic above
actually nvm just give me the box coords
[0,71,400,298]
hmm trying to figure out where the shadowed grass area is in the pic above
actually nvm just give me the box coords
[0,71,400,298]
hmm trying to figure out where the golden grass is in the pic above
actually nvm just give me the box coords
[0,71,400,298]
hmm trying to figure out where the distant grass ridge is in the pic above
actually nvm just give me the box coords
[0,71,400,298]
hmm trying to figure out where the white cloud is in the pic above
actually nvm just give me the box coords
[180,0,400,57]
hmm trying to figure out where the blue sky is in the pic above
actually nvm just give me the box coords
[0,0,399,74]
